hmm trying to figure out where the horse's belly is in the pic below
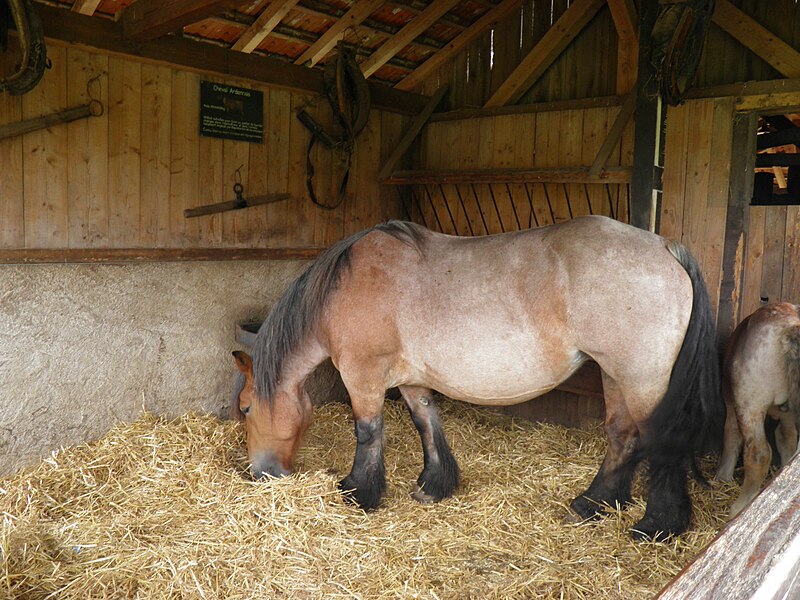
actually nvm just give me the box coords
[402,341,582,405]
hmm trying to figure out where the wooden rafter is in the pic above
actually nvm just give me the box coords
[232,0,301,53]
[606,0,638,94]
[395,0,521,92]
[712,0,800,78]
[70,0,103,16]
[294,0,384,67]
[31,4,428,114]
[360,0,459,78]
[484,0,605,108]
[121,0,243,42]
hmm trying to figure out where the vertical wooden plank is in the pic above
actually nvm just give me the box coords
[107,56,141,247]
[660,102,690,240]
[581,107,610,218]
[244,84,271,247]
[760,206,787,306]
[703,98,735,320]
[22,45,68,248]
[310,102,335,246]
[0,49,24,248]
[66,49,108,248]
[379,111,409,224]
[681,101,714,278]
[265,88,291,248]
[223,139,251,246]
[170,69,200,246]
[510,113,536,228]
[491,114,521,230]
[562,109,588,217]
[195,110,224,246]
[288,94,313,243]
[139,63,171,247]
[742,206,766,317]
[782,205,800,302]
[352,108,384,234]
[476,117,502,232]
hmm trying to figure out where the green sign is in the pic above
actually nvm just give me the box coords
[200,81,263,143]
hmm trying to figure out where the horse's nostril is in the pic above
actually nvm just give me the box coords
[251,454,291,479]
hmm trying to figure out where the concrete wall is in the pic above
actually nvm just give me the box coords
[0,260,346,476]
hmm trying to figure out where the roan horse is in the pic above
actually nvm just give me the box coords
[231,216,723,541]
[716,303,800,516]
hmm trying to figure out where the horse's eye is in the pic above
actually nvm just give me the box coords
[240,405,251,416]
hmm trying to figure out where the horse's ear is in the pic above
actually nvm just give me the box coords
[232,351,253,376]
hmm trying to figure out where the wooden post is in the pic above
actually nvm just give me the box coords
[630,0,663,232]
[717,112,757,350]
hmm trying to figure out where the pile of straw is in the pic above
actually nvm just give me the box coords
[1,399,739,599]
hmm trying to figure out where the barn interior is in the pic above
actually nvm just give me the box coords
[2,0,800,596]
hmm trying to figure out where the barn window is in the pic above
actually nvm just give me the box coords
[752,113,800,206]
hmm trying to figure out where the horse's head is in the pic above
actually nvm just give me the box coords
[231,351,313,479]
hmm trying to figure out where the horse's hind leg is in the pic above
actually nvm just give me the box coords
[570,376,640,521]
[399,386,460,504]
[774,409,798,466]
[730,406,771,517]
[716,389,742,481]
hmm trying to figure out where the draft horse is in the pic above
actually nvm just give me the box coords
[231,216,723,541]
[716,303,800,516]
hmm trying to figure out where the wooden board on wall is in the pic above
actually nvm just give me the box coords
[1,47,404,255]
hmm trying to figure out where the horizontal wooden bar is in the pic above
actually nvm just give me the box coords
[382,167,632,185]
[27,5,428,115]
[756,154,800,167]
[687,77,800,113]
[429,95,624,123]
[0,247,324,264]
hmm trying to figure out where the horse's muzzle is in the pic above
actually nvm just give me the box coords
[251,453,292,479]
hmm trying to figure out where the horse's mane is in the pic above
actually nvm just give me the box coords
[250,220,425,404]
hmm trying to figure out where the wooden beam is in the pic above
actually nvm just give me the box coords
[716,113,756,350]
[378,84,448,181]
[29,5,428,115]
[0,247,323,264]
[231,0,301,53]
[395,0,521,91]
[657,454,800,599]
[484,0,605,108]
[429,95,623,122]
[294,0,383,67]
[588,87,636,177]
[360,0,460,78]
[120,0,244,42]
[712,0,800,78]
[71,0,103,16]
[606,0,638,94]
[382,167,632,185]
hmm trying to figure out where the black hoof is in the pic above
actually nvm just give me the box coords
[569,494,606,521]
[630,516,685,542]
[338,474,384,511]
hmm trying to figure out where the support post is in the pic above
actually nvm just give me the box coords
[630,0,664,232]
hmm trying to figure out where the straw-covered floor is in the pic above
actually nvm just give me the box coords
[1,398,740,599]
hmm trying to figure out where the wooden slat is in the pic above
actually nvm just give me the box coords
[395,0,521,91]
[430,95,624,122]
[0,247,322,264]
[70,0,103,16]
[360,0,460,78]
[712,0,800,78]
[588,87,636,177]
[264,88,292,247]
[378,84,448,181]
[484,0,606,108]
[660,102,691,240]
[0,50,24,248]
[657,455,800,600]
[606,0,638,94]
[22,45,69,249]
[30,5,427,115]
[231,0,301,53]
[760,205,788,305]
[66,49,109,248]
[121,0,243,42]
[741,205,766,317]
[294,0,384,67]
[243,85,271,247]
[169,69,201,246]
[383,167,631,185]
[140,63,172,247]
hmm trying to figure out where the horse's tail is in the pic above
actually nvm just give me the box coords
[780,311,800,416]
[642,241,725,465]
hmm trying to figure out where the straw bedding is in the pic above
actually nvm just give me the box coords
[1,398,740,599]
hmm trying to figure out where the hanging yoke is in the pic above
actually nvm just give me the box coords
[0,0,48,96]
[296,45,371,209]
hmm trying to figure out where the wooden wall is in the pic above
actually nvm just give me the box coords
[410,104,634,235]
[417,0,800,109]
[0,44,409,252]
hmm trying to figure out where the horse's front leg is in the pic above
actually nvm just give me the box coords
[339,393,386,511]
[399,386,460,504]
